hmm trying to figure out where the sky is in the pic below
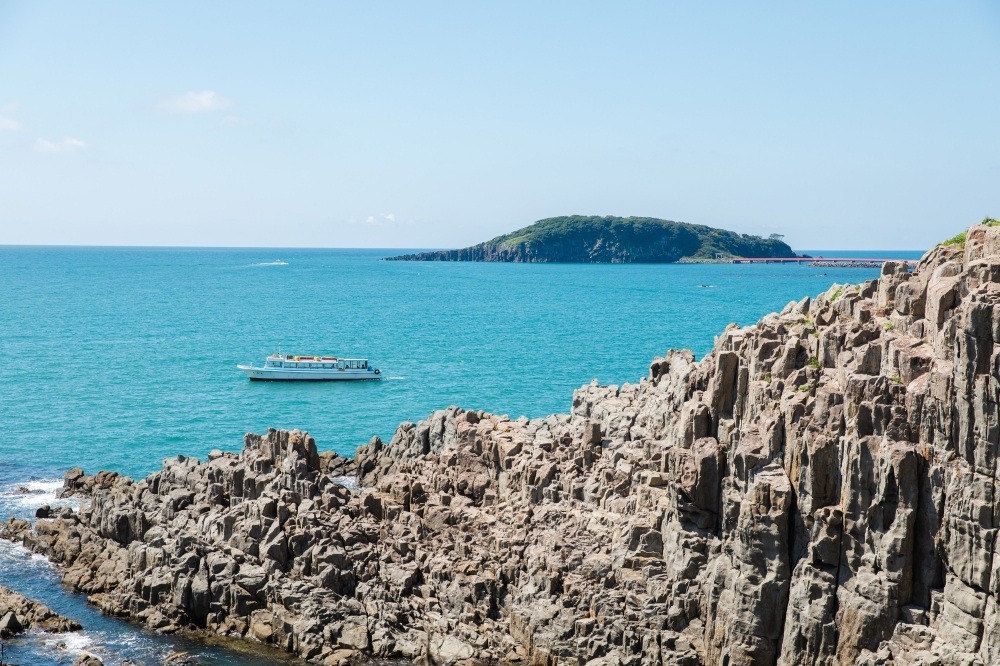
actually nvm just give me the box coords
[0,2,998,250]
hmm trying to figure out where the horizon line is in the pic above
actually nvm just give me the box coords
[0,243,929,253]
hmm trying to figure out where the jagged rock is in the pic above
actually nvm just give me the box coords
[6,222,1000,664]
[0,584,82,637]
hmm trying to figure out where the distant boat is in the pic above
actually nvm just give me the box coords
[238,353,381,381]
[267,259,288,266]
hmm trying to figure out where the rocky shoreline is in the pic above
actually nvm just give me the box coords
[0,583,81,638]
[4,222,1000,664]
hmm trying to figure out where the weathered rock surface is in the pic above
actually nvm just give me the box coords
[7,222,1000,664]
[0,582,82,637]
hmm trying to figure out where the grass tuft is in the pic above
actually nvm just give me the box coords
[942,231,967,247]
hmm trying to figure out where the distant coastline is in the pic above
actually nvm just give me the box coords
[386,215,797,264]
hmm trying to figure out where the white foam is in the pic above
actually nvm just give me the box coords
[248,260,288,267]
[0,538,33,559]
[0,539,56,574]
[1,478,79,510]
[42,631,94,652]
[19,480,63,494]
[386,376,406,380]
[331,475,359,492]
[3,477,85,510]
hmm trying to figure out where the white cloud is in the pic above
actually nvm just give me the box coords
[362,213,398,226]
[0,116,21,131]
[34,137,87,153]
[156,90,232,114]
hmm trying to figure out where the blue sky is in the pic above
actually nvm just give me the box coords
[0,1,997,249]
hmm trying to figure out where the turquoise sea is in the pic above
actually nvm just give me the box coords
[0,246,922,664]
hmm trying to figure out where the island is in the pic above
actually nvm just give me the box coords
[386,214,797,263]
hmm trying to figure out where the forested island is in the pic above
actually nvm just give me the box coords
[387,215,797,263]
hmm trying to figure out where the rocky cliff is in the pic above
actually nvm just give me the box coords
[387,215,796,263]
[5,222,1000,665]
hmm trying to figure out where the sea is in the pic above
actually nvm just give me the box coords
[0,246,923,664]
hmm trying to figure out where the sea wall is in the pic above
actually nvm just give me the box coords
[5,222,1000,664]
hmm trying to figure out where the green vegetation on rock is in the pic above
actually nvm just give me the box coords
[387,215,797,263]
[942,231,968,247]
[942,217,999,248]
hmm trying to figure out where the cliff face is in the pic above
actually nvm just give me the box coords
[388,215,796,263]
[6,222,1000,665]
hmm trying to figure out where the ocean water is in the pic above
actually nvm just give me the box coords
[0,246,922,664]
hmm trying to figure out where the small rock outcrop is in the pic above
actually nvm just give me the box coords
[0,583,81,637]
[7,222,1000,664]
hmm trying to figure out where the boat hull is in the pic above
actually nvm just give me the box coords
[237,365,380,381]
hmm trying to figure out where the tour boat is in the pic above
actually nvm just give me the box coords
[238,353,381,381]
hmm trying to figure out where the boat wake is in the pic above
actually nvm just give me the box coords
[386,376,406,381]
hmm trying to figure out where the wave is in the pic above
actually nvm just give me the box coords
[0,539,58,579]
[38,630,95,653]
[247,260,288,267]
[386,376,406,381]
[0,478,79,510]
